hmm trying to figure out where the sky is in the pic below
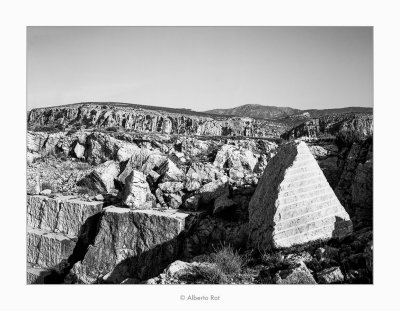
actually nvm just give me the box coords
[27,27,373,111]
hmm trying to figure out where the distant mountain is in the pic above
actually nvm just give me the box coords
[205,104,301,119]
[204,104,372,120]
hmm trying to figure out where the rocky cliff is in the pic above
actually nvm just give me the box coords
[281,113,373,141]
[28,103,287,137]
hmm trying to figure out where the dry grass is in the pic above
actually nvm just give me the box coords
[211,244,244,275]
[194,244,245,284]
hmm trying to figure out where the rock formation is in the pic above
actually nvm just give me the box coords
[70,206,192,283]
[27,103,288,137]
[26,103,373,284]
[248,141,353,250]
[281,113,373,141]
[26,195,103,283]
[122,170,156,209]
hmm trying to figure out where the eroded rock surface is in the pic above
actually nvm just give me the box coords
[248,141,353,250]
[27,195,103,237]
[70,207,192,283]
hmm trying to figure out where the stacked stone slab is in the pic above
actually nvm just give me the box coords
[26,195,103,284]
[248,141,352,250]
[70,206,191,284]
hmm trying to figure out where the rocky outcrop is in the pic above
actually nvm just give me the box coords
[334,140,372,221]
[27,195,103,237]
[85,132,141,164]
[27,195,103,283]
[248,141,352,250]
[79,160,119,193]
[27,227,77,268]
[27,103,287,137]
[351,149,373,228]
[122,170,156,209]
[70,207,192,283]
[281,113,373,141]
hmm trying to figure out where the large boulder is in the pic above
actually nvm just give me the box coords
[197,176,229,205]
[70,207,191,283]
[80,160,119,193]
[118,148,166,186]
[122,170,156,209]
[27,227,76,269]
[27,195,103,237]
[157,159,184,182]
[213,145,258,172]
[248,141,352,250]
[158,182,184,193]
[85,132,140,164]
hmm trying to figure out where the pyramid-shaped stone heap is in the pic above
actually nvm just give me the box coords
[248,141,352,250]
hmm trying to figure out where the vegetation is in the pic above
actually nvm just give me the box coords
[194,244,245,284]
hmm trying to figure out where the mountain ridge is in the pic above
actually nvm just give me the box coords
[205,104,372,119]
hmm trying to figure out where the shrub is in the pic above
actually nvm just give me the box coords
[211,244,244,275]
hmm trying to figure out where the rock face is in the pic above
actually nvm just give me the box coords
[27,195,103,237]
[27,195,103,283]
[248,141,353,250]
[27,227,77,268]
[281,113,373,141]
[70,207,191,283]
[334,141,373,228]
[27,103,288,138]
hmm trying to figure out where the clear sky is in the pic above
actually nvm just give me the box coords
[27,26,373,111]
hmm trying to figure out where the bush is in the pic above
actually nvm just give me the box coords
[211,244,244,275]
[192,244,244,284]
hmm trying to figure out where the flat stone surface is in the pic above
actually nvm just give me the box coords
[70,206,191,284]
[248,141,352,250]
[27,195,103,237]
[27,227,76,269]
